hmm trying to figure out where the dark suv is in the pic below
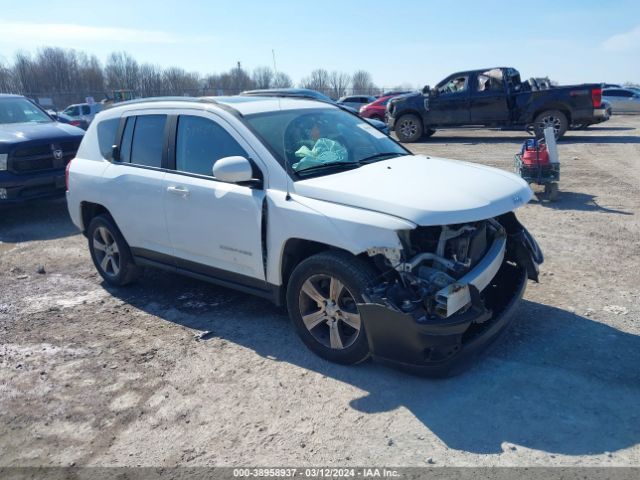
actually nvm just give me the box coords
[0,94,84,205]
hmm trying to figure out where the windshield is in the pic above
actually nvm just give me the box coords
[63,106,80,116]
[0,97,52,124]
[245,108,408,177]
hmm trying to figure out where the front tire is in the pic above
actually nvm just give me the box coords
[534,109,568,139]
[286,251,377,365]
[87,214,140,286]
[395,114,423,142]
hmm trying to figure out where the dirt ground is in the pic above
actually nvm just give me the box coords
[1,115,639,467]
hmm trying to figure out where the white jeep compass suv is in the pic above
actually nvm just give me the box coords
[66,96,542,375]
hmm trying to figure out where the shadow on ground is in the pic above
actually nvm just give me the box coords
[106,270,640,456]
[530,191,633,215]
[0,197,79,242]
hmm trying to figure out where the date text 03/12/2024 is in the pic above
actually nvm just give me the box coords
[232,468,400,478]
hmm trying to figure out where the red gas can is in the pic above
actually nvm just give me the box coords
[522,144,550,166]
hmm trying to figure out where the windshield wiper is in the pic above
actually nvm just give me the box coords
[358,152,405,164]
[294,161,361,175]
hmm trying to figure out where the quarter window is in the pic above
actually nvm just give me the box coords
[175,115,248,177]
[97,118,120,159]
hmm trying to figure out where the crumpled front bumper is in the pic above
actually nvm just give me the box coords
[358,219,542,377]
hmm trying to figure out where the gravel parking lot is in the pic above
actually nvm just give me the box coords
[1,116,639,467]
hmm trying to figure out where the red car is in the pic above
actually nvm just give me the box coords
[359,95,400,121]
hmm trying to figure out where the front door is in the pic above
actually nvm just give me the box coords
[163,111,266,285]
[426,74,471,125]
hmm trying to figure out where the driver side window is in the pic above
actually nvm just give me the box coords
[438,76,469,95]
[175,115,248,177]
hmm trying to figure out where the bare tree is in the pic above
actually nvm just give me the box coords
[351,70,376,95]
[77,53,105,93]
[0,61,18,92]
[252,66,274,89]
[329,71,351,99]
[11,52,37,93]
[105,51,139,91]
[138,63,164,97]
[162,67,201,95]
[272,71,293,88]
[300,69,330,94]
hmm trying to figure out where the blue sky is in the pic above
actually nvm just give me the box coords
[0,0,638,87]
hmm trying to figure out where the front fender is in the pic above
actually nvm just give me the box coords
[265,191,415,285]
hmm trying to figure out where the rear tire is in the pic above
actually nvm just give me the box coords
[395,114,423,143]
[534,109,568,139]
[87,214,140,286]
[286,251,377,365]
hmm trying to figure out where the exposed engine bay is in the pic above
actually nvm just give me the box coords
[366,212,541,323]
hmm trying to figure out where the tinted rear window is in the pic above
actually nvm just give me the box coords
[130,115,166,168]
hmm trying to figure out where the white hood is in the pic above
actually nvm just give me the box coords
[293,155,532,226]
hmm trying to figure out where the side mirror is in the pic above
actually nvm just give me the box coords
[421,85,431,95]
[212,156,254,184]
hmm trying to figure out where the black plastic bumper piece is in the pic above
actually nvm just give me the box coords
[358,263,527,377]
[0,169,66,204]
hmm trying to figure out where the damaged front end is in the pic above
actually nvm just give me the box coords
[362,212,543,376]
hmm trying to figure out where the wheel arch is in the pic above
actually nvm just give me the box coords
[80,201,111,236]
[278,238,376,306]
[532,104,572,125]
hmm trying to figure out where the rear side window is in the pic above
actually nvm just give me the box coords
[97,118,120,159]
[81,105,91,115]
[175,115,247,177]
[130,115,167,168]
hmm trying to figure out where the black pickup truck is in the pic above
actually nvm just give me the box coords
[386,67,606,142]
[0,94,84,205]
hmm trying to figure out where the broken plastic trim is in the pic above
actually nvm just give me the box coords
[434,228,506,317]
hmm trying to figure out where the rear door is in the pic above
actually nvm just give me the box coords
[427,74,471,125]
[163,110,266,284]
[101,112,172,257]
[469,70,509,124]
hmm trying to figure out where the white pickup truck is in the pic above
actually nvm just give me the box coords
[66,96,543,375]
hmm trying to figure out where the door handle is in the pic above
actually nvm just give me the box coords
[167,185,190,197]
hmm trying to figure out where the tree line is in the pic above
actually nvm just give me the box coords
[0,47,390,109]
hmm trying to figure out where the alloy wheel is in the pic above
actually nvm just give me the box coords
[538,114,562,135]
[298,274,361,350]
[92,226,120,277]
[399,119,418,139]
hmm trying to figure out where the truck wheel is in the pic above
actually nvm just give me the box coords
[286,251,377,365]
[87,214,140,286]
[395,114,423,142]
[534,110,568,139]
